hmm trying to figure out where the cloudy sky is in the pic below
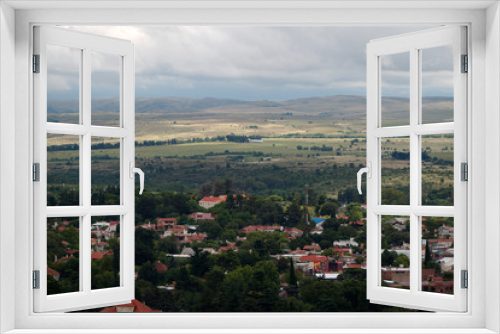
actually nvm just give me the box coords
[47,25,453,101]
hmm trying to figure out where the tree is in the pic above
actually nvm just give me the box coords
[381,249,398,267]
[288,258,298,297]
[198,220,222,239]
[158,236,179,254]
[286,201,303,227]
[320,202,339,217]
[135,228,158,265]
[381,188,408,205]
[348,205,363,221]
[395,254,410,268]
[138,261,159,285]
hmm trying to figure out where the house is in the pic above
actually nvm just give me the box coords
[198,195,227,209]
[297,255,329,274]
[94,241,108,253]
[303,244,321,252]
[156,218,177,230]
[438,225,454,238]
[100,299,161,313]
[109,221,119,232]
[349,220,364,227]
[310,226,324,235]
[219,243,238,252]
[283,227,304,239]
[238,225,282,234]
[180,247,196,257]
[91,250,113,260]
[333,247,351,257]
[187,212,216,222]
[334,237,359,248]
[155,261,168,273]
[311,217,326,225]
[47,267,60,281]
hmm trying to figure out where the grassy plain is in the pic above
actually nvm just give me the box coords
[46,96,454,201]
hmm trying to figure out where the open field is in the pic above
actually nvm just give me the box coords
[46,96,454,202]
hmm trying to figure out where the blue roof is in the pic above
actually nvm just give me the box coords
[311,217,326,225]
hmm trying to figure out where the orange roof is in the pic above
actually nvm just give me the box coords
[427,238,454,243]
[156,262,168,273]
[200,196,227,203]
[91,251,113,260]
[100,299,161,313]
[47,267,60,276]
[298,255,328,263]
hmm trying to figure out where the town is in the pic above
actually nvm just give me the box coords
[46,187,454,312]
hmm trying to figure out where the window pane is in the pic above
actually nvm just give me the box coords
[91,137,120,205]
[381,215,410,290]
[381,52,410,127]
[47,44,81,124]
[91,52,121,127]
[91,215,121,290]
[421,134,454,206]
[421,45,454,124]
[421,216,454,295]
[47,134,80,206]
[47,217,80,295]
[381,137,410,205]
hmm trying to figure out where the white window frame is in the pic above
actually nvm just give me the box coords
[366,26,467,312]
[0,1,499,333]
[33,26,136,312]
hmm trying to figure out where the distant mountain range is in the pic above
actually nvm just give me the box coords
[47,95,453,121]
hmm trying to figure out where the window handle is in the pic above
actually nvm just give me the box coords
[129,162,145,195]
[357,162,371,195]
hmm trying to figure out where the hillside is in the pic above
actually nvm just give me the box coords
[47,95,453,122]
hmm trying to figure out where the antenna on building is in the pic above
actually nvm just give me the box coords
[305,183,309,235]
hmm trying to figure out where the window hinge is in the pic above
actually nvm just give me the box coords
[461,54,468,73]
[461,162,468,181]
[33,270,40,289]
[461,270,468,289]
[33,54,40,73]
[33,163,40,182]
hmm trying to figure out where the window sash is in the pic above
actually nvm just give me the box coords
[366,26,467,312]
[33,26,136,313]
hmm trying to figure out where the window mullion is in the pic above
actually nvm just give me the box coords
[82,47,92,294]
[409,47,420,295]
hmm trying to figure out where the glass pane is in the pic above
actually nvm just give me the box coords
[47,134,80,206]
[381,137,410,205]
[421,45,454,124]
[381,215,410,290]
[47,44,81,124]
[47,217,80,295]
[381,52,410,127]
[421,216,454,294]
[421,134,454,206]
[91,52,121,127]
[91,137,120,205]
[91,215,121,290]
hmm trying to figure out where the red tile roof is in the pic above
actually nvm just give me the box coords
[91,251,113,260]
[100,299,161,313]
[200,195,227,203]
[47,267,60,276]
[155,262,168,273]
[303,245,321,251]
[298,255,328,263]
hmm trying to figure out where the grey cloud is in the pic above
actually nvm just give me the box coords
[53,25,444,100]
